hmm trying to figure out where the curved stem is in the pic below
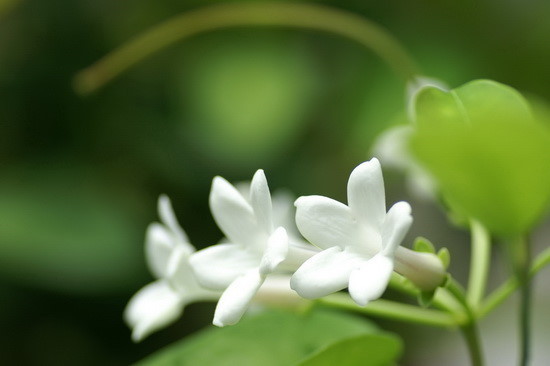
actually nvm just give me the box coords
[74,2,418,94]
[318,293,461,327]
[479,246,550,317]
[467,220,491,310]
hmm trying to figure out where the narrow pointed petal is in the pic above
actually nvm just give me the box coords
[189,244,259,290]
[209,176,264,248]
[250,169,273,233]
[290,247,363,299]
[381,201,413,256]
[158,195,193,253]
[145,223,174,278]
[259,227,289,275]
[295,196,362,250]
[124,281,183,342]
[347,158,386,230]
[213,270,264,327]
[348,255,394,306]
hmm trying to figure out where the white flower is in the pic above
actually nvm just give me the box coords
[291,158,445,306]
[190,170,317,327]
[124,195,219,342]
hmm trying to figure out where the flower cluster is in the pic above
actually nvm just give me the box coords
[125,158,446,341]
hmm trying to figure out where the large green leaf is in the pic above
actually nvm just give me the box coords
[410,80,550,236]
[414,79,532,129]
[138,309,391,366]
[298,334,402,366]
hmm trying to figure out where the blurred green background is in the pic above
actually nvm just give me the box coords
[1,0,550,365]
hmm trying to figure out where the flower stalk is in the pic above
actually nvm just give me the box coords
[319,293,461,327]
[74,2,418,94]
[467,220,491,310]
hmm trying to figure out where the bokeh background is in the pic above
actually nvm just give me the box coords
[1,0,549,365]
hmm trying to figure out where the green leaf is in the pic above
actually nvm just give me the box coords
[138,309,386,366]
[410,80,550,237]
[297,333,402,366]
[415,79,532,129]
[413,237,435,253]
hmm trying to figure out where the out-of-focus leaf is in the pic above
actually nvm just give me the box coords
[410,80,550,237]
[0,165,144,294]
[415,79,531,129]
[138,309,384,366]
[177,32,318,167]
[297,333,402,366]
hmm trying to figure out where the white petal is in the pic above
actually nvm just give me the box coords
[290,247,363,299]
[371,125,414,170]
[295,196,362,250]
[189,243,260,290]
[209,176,265,248]
[259,227,289,275]
[213,270,264,327]
[348,255,394,306]
[381,201,413,256]
[250,169,273,233]
[145,223,174,278]
[347,158,386,230]
[158,195,192,252]
[272,189,302,240]
[394,247,445,291]
[255,275,304,307]
[167,245,222,301]
[124,280,183,342]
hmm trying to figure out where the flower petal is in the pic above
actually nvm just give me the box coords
[295,196,361,250]
[381,201,413,256]
[348,255,394,306]
[145,223,174,278]
[158,195,193,253]
[259,227,289,275]
[189,243,259,290]
[347,158,386,230]
[167,245,221,301]
[209,176,265,248]
[124,280,183,342]
[290,247,363,299]
[213,270,264,327]
[250,169,273,233]
[272,189,303,240]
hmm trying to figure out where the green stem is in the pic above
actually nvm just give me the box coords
[512,236,532,366]
[74,2,418,94]
[447,278,484,366]
[318,293,461,327]
[467,220,491,310]
[479,246,550,317]
[460,322,484,366]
